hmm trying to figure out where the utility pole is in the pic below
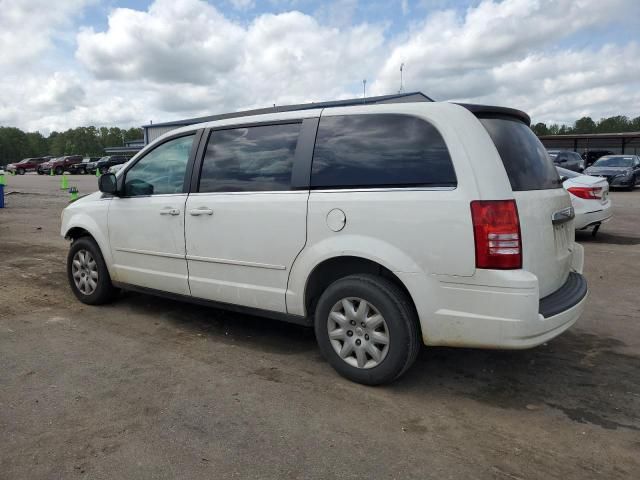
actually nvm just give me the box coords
[399,63,405,93]
[362,79,367,103]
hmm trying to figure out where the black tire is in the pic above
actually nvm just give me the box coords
[67,236,118,305]
[314,274,420,385]
[37,168,44,175]
[17,168,25,175]
[55,166,64,175]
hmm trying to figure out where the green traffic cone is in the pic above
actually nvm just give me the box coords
[95,167,100,178]
[49,167,54,176]
[0,172,5,186]
[69,186,78,202]
[60,174,68,190]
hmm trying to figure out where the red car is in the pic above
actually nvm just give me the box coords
[39,155,83,175]
[6,157,48,175]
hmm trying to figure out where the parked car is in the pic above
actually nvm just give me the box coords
[87,155,130,175]
[40,155,83,175]
[68,157,101,175]
[6,157,47,174]
[584,155,640,190]
[61,102,587,385]
[582,150,613,167]
[557,167,611,236]
[547,150,585,172]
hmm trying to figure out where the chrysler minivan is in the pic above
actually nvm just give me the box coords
[61,101,587,385]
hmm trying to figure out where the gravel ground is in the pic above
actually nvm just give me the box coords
[1,173,639,479]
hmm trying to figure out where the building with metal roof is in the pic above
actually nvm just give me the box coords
[539,131,640,155]
[142,91,433,144]
[104,139,145,156]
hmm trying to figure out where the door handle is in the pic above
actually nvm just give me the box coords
[189,207,214,216]
[159,207,180,216]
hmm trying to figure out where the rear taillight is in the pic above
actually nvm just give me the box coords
[470,200,522,270]
[567,186,602,200]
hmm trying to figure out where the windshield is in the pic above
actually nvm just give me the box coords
[593,156,634,168]
[547,151,559,159]
[19,159,31,164]
[98,157,109,162]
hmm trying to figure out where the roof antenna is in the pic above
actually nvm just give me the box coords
[398,63,405,94]
[362,79,367,103]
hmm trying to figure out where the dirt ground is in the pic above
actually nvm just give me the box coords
[1,174,639,480]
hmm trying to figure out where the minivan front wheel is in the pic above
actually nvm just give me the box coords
[314,274,420,385]
[67,236,118,305]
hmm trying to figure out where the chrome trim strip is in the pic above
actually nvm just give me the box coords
[115,248,185,259]
[311,186,456,193]
[187,191,308,196]
[186,255,286,270]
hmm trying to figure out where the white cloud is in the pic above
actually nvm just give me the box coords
[372,0,640,123]
[75,0,385,120]
[0,0,90,68]
[1,0,639,132]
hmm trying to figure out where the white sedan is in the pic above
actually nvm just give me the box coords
[557,167,612,236]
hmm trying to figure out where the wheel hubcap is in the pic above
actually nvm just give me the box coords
[72,249,98,295]
[327,297,390,369]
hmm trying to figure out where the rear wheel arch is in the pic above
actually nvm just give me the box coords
[304,256,419,328]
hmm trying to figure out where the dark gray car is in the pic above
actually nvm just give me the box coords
[547,150,585,172]
[584,155,640,190]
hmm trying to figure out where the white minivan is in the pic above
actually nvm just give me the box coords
[61,101,587,385]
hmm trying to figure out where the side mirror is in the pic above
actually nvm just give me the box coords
[98,173,119,195]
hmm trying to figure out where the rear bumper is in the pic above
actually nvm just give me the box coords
[398,245,587,349]
[575,204,612,230]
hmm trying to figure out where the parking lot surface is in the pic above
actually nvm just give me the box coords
[1,174,639,479]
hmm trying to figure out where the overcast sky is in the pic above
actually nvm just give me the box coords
[1,0,639,134]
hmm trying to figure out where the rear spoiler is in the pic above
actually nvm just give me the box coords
[455,103,531,126]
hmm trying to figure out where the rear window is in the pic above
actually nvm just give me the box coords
[311,114,456,189]
[480,117,561,191]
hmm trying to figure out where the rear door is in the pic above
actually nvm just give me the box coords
[479,117,573,297]
[184,120,312,313]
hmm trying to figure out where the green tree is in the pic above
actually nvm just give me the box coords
[596,115,630,133]
[531,122,550,136]
[573,116,596,134]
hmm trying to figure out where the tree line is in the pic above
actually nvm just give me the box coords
[0,126,143,166]
[531,115,640,136]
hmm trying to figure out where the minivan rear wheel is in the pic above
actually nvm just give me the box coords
[314,274,420,385]
[67,236,118,305]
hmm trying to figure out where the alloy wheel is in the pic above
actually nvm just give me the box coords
[327,297,390,369]
[71,249,99,295]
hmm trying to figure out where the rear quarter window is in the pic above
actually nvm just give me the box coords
[311,114,456,189]
[480,117,561,191]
